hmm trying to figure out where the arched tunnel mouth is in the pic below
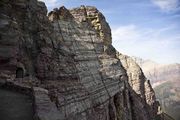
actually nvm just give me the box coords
[0,85,34,120]
[16,67,24,78]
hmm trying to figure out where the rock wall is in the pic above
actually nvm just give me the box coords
[116,53,160,120]
[0,0,161,120]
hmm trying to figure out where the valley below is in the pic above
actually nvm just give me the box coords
[133,57,180,120]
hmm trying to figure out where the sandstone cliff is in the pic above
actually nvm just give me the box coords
[0,0,161,120]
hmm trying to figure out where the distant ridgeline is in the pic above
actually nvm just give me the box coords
[132,57,180,120]
[0,0,173,120]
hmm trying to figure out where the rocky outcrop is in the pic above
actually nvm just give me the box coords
[70,6,112,45]
[116,53,160,120]
[132,57,180,120]
[0,0,161,120]
[133,58,180,120]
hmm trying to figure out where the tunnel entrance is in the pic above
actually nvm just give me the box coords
[0,88,34,120]
[16,68,24,78]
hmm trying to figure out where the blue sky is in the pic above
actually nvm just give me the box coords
[40,0,180,64]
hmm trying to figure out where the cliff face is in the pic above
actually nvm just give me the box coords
[0,0,160,120]
[132,57,180,120]
[117,53,160,120]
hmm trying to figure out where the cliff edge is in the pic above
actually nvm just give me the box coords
[0,0,163,120]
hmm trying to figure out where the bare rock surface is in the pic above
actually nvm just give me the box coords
[0,0,163,120]
[133,57,180,120]
[0,88,33,120]
[116,53,159,120]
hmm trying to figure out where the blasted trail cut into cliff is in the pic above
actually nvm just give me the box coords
[0,0,161,120]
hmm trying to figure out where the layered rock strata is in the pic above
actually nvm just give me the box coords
[0,0,160,120]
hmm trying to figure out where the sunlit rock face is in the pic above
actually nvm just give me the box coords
[116,53,160,120]
[0,0,161,120]
[133,57,180,120]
